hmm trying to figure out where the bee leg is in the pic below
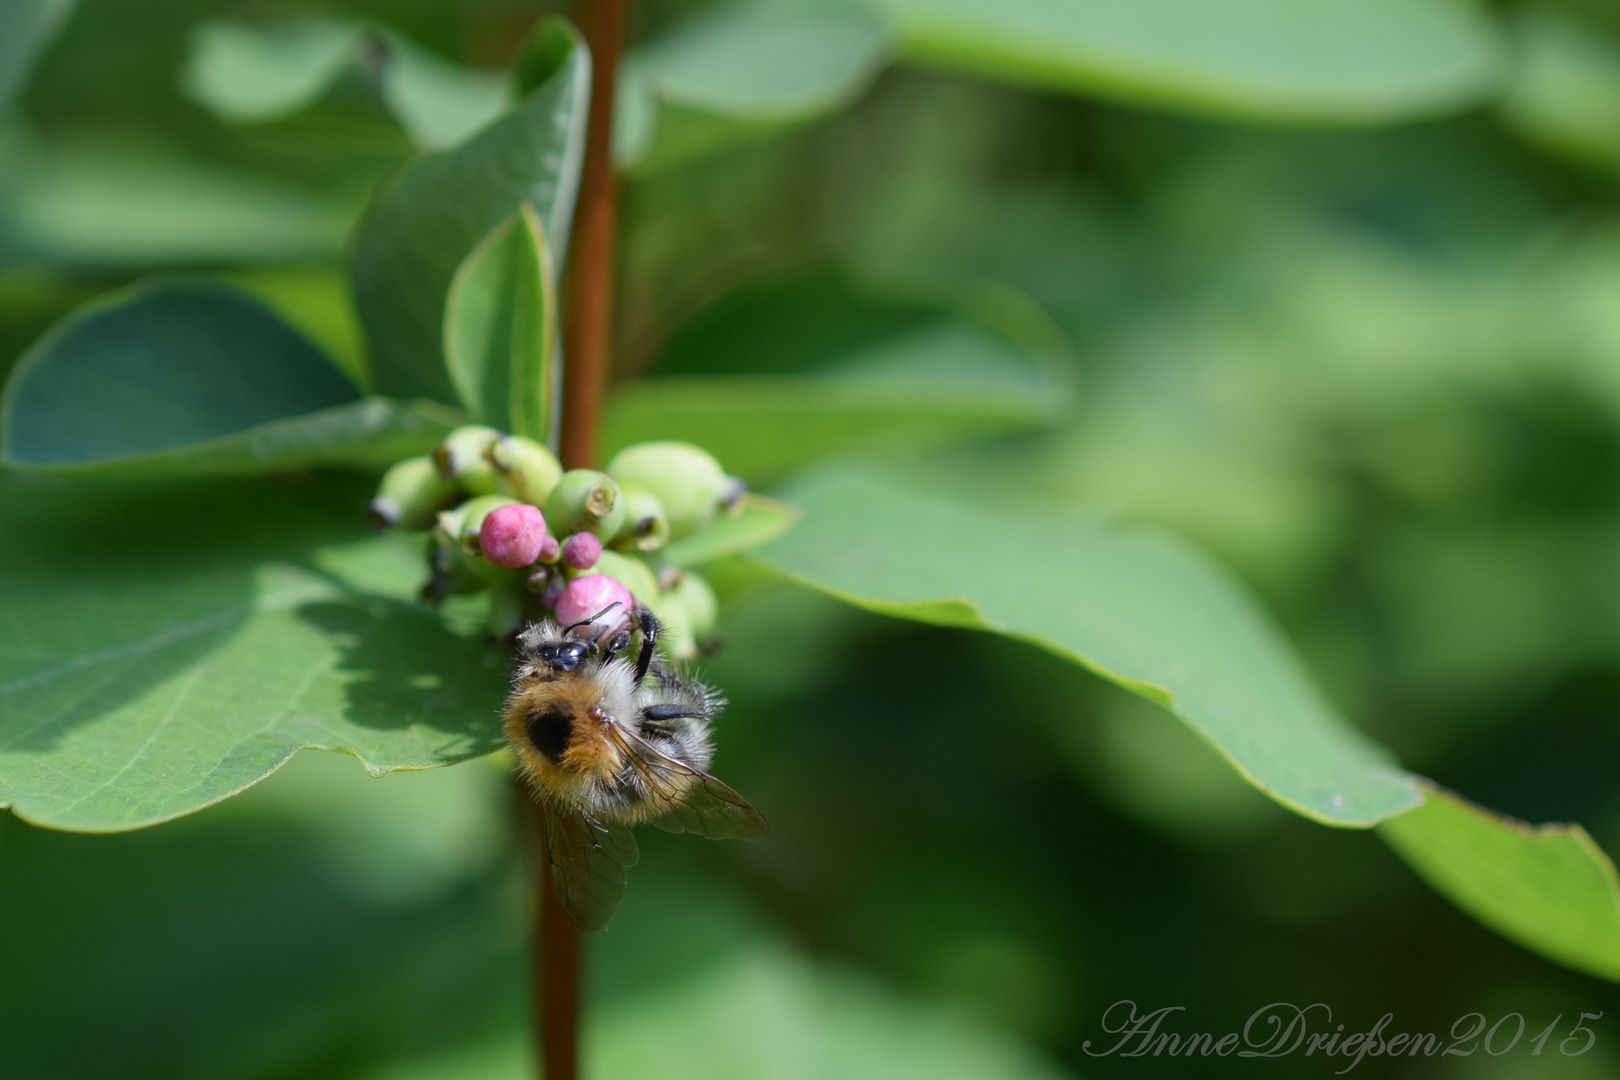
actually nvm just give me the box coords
[641,703,705,722]
[633,605,661,687]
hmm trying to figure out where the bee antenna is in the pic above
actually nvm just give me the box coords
[563,600,623,637]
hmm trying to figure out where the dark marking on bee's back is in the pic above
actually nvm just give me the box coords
[526,704,574,761]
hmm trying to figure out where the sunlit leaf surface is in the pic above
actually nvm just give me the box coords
[0,474,507,832]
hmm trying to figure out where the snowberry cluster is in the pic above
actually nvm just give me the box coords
[369,426,742,658]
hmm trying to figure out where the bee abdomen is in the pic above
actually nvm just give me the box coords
[526,704,573,761]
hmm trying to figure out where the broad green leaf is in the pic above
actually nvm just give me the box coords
[753,466,1420,825]
[616,5,890,168]
[349,18,588,406]
[1,281,457,476]
[1380,783,1620,981]
[443,204,557,440]
[0,139,352,266]
[0,474,508,832]
[0,0,73,111]
[664,495,800,567]
[224,265,371,391]
[877,0,1504,125]
[607,320,1067,486]
[1498,8,1620,171]
[182,19,509,151]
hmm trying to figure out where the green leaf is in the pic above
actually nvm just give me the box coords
[616,5,890,168]
[664,494,801,567]
[1380,783,1620,981]
[1498,8,1620,171]
[349,18,588,406]
[443,204,557,440]
[877,0,1504,125]
[181,18,509,151]
[606,319,1067,486]
[752,466,1420,826]
[0,474,508,832]
[0,0,73,111]
[1,281,457,476]
[0,139,353,267]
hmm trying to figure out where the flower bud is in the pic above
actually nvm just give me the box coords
[370,456,459,531]
[536,533,561,565]
[479,502,548,568]
[433,425,501,495]
[526,564,554,594]
[489,434,563,505]
[544,469,626,539]
[453,494,519,556]
[613,483,670,552]
[646,591,697,662]
[604,441,740,540]
[590,550,659,606]
[541,577,567,609]
[561,532,602,570]
[555,574,633,636]
[667,570,718,639]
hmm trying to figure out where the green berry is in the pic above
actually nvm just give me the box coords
[489,434,563,505]
[544,469,626,539]
[433,425,501,495]
[613,483,670,552]
[605,441,739,540]
[487,583,526,641]
[370,456,458,530]
[667,570,718,639]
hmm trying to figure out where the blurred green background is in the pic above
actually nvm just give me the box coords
[6,0,1620,1076]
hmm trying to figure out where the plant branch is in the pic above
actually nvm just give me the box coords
[531,0,627,1077]
[560,0,627,473]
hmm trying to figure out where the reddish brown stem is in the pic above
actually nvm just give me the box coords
[560,0,627,473]
[532,0,627,1077]
[526,793,584,1080]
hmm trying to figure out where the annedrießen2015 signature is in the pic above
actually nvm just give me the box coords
[1083,1001,1603,1073]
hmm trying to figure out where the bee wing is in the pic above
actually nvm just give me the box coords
[607,723,768,841]
[539,797,640,931]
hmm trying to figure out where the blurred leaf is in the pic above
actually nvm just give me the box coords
[879,0,1504,124]
[0,0,73,111]
[608,319,1067,486]
[588,947,1074,1080]
[2,281,457,476]
[1499,7,1620,171]
[0,473,509,832]
[0,138,353,267]
[182,18,508,151]
[664,494,801,566]
[753,466,1420,825]
[0,762,518,1077]
[350,18,588,406]
[223,265,372,391]
[1380,783,1620,981]
[375,946,1073,1080]
[443,204,556,440]
[617,4,891,168]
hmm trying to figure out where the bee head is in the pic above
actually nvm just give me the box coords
[537,640,589,672]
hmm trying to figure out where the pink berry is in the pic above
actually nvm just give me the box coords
[555,574,632,635]
[478,503,547,568]
[561,532,602,570]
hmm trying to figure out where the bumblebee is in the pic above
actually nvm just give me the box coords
[504,603,766,930]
